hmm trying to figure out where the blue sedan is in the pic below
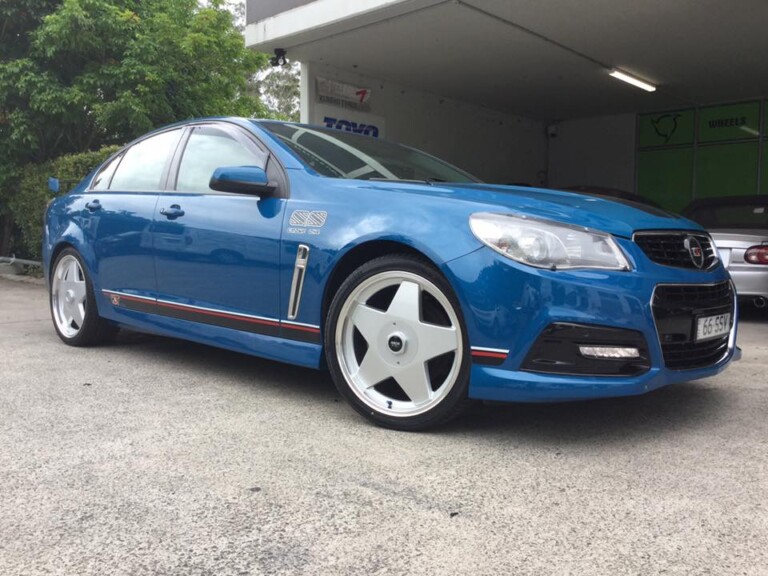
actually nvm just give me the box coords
[43,118,739,430]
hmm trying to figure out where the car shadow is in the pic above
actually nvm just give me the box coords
[114,329,731,444]
[115,329,338,401]
[444,383,728,446]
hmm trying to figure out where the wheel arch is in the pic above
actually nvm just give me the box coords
[49,242,75,275]
[48,237,97,289]
[321,239,445,329]
[48,242,85,290]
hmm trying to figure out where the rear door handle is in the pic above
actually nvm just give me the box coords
[85,200,101,212]
[160,205,185,219]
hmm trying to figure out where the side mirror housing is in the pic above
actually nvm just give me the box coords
[209,166,276,196]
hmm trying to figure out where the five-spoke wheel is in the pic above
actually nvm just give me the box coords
[326,255,470,430]
[50,248,116,346]
[51,253,88,338]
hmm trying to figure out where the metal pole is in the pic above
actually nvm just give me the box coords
[0,256,42,267]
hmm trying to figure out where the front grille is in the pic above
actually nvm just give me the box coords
[652,281,734,370]
[634,231,717,270]
[653,281,733,310]
[657,337,730,371]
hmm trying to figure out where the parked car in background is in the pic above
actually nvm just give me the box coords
[43,119,739,430]
[683,196,768,309]
[561,185,665,211]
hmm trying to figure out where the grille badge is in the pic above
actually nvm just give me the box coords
[684,236,705,269]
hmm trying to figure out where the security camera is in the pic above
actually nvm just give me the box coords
[270,49,288,67]
[546,125,559,138]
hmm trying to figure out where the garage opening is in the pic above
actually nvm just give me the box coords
[245,0,768,211]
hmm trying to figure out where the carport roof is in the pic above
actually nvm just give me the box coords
[245,0,768,122]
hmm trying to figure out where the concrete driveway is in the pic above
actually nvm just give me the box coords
[1,277,766,576]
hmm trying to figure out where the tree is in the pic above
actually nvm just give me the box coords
[255,62,300,121]
[0,0,62,254]
[0,0,269,255]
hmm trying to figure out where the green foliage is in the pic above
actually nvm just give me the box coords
[1,0,267,164]
[10,145,120,259]
[255,64,300,121]
[0,0,270,255]
[0,1,61,59]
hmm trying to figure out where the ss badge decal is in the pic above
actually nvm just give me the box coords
[288,210,327,235]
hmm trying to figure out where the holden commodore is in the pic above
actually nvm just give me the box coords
[43,119,739,430]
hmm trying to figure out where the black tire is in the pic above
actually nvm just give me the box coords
[49,248,117,346]
[325,254,471,430]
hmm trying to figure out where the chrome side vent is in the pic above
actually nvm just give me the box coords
[287,244,310,320]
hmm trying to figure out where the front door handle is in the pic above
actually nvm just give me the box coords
[160,204,185,219]
[85,200,101,212]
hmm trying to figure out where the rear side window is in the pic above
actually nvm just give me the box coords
[175,126,267,193]
[110,129,182,191]
[91,154,122,190]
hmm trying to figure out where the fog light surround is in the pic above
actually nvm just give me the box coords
[522,323,650,376]
[579,346,641,359]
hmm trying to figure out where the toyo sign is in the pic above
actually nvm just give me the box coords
[313,102,386,139]
[322,116,380,138]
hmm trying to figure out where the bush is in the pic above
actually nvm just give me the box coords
[9,145,121,260]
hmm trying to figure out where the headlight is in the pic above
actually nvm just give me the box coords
[469,212,631,271]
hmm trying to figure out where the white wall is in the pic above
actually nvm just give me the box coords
[546,114,637,192]
[301,62,548,185]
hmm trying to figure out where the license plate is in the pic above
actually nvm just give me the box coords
[695,313,731,342]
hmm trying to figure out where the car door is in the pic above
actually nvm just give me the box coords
[152,123,285,335]
[84,128,183,299]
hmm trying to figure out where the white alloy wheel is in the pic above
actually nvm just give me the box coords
[51,254,88,338]
[334,270,464,418]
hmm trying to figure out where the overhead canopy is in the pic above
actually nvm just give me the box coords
[246,0,768,121]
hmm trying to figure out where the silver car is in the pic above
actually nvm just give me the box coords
[683,196,768,309]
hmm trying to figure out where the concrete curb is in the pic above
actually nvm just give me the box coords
[0,273,46,287]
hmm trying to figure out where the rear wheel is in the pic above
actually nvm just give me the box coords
[50,248,116,346]
[326,255,471,430]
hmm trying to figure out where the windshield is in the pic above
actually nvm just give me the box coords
[259,121,478,183]
[686,201,768,229]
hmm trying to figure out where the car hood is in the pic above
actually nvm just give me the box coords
[363,181,697,239]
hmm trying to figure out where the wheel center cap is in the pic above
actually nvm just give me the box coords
[388,333,407,355]
[65,289,75,304]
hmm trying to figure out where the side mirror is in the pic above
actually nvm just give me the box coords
[209,166,276,196]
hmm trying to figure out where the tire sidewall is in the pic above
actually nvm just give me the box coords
[325,254,471,430]
[50,248,103,346]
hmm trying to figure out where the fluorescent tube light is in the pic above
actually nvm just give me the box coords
[609,69,656,92]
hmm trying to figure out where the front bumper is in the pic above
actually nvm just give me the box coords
[469,347,738,402]
[444,243,738,403]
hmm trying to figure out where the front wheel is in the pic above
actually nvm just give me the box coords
[50,248,116,346]
[326,255,471,430]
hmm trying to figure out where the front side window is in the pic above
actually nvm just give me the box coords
[109,129,182,191]
[259,121,478,183]
[175,127,267,193]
